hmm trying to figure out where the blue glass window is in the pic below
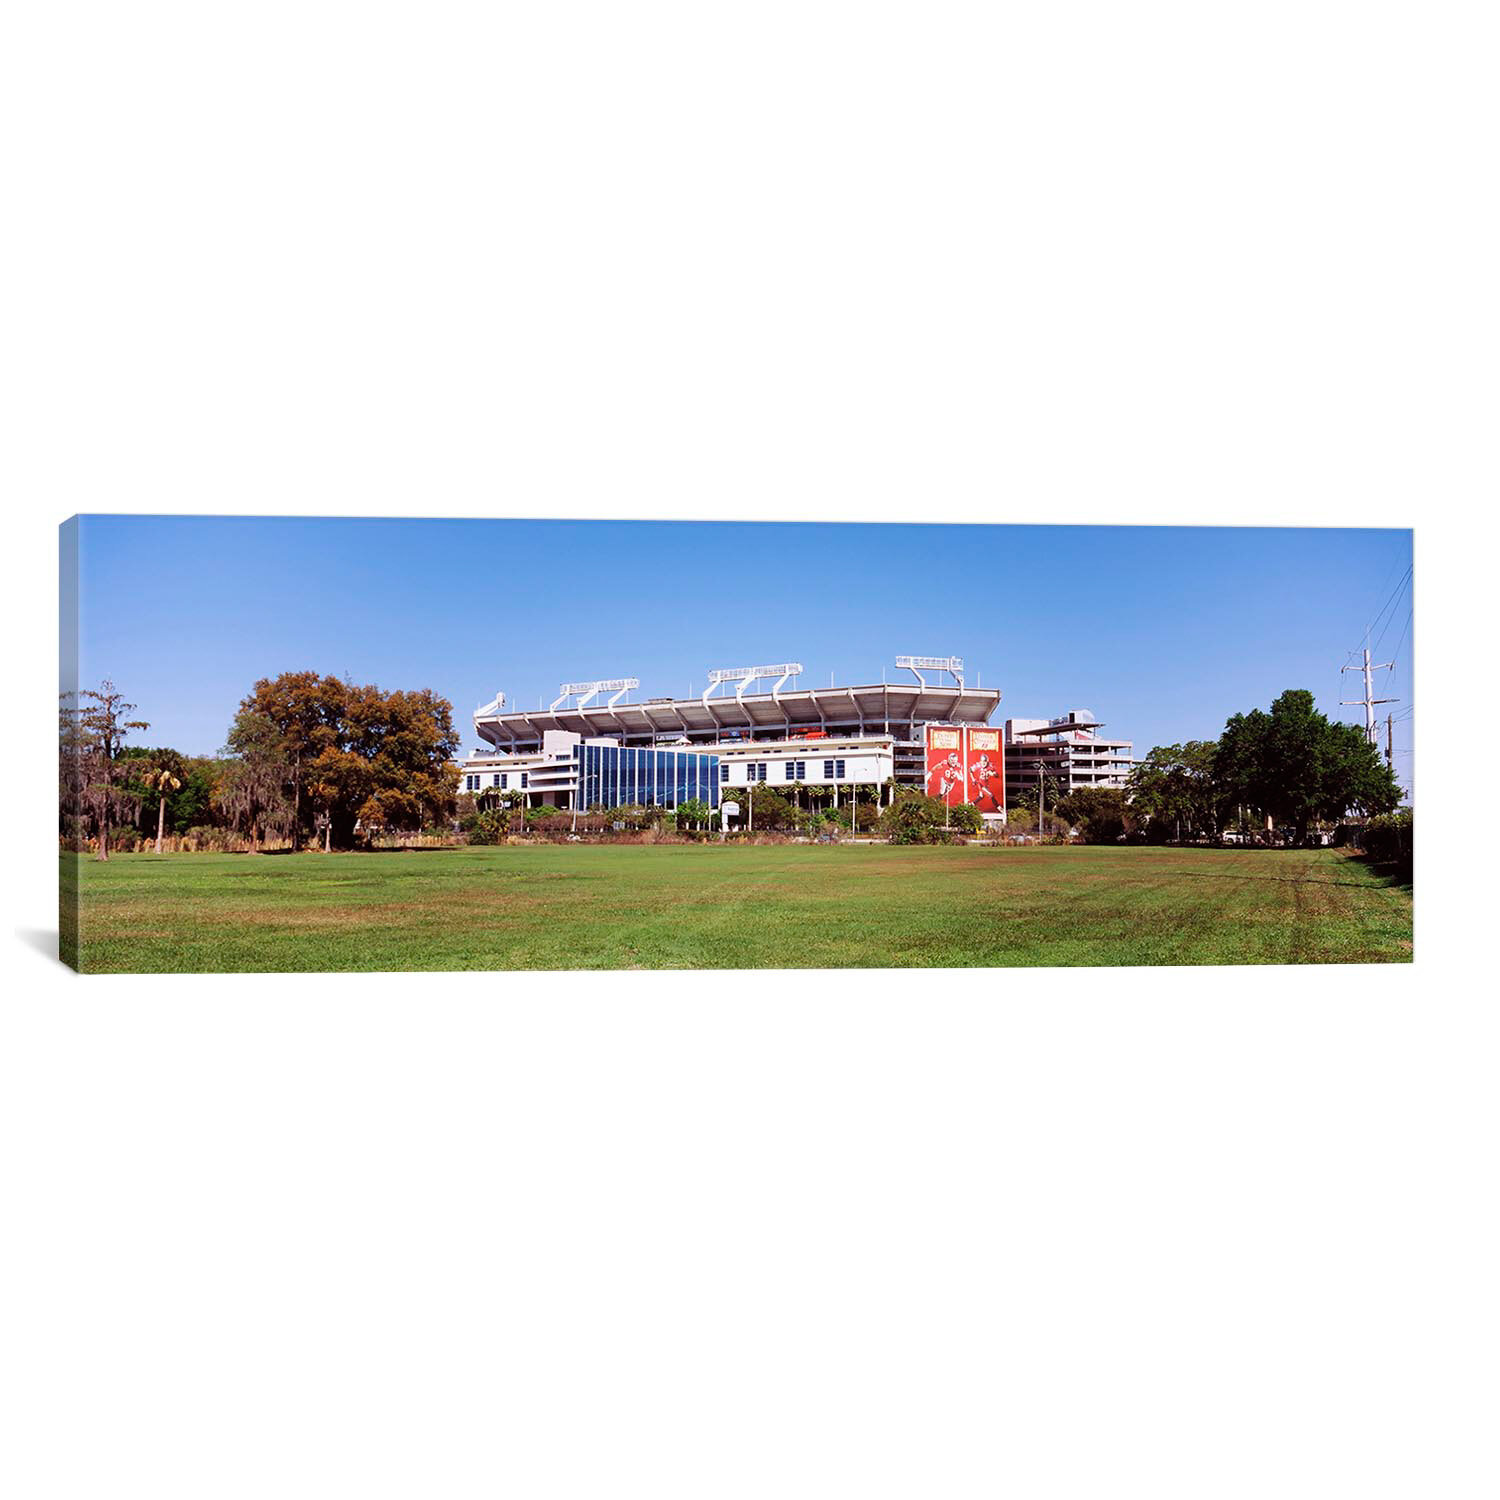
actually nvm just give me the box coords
[568,744,717,811]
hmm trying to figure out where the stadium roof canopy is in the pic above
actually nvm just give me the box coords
[1009,720,1109,738]
[475,682,1002,750]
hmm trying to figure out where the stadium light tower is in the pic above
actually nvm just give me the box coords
[551,677,640,712]
[702,663,805,707]
[895,655,965,690]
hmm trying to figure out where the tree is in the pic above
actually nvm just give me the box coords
[146,757,184,853]
[745,784,798,831]
[1007,784,1070,838]
[237,672,344,850]
[1006,806,1037,836]
[1127,742,1219,841]
[231,674,461,847]
[66,681,150,860]
[675,797,711,831]
[217,709,295,850]
[325,683,460,842]
[59,695,90,849]
[1215,690,1399,842]
[169,757,219,833]
[1051,786,1131,843]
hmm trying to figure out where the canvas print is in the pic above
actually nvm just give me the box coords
[58,518,1413,973]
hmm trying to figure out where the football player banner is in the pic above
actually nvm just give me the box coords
[965,727,1004,812]
[926,724,1005,812]
[924,725,967,806]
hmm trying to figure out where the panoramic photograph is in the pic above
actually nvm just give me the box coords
[58,516,1413,973]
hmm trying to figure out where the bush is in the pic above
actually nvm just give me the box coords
[1351,809,1412,868]
[465,809,510,845]
[180,824,238,852]
[947,803,983,835]
[877,791,978,844]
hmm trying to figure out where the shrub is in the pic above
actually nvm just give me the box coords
[181,824,238,852]
[465,809,510,845]
[947,803,983,835]
[877,790,976,844]
[1352,809,1413,868]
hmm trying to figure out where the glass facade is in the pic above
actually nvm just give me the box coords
[575,743,720,811]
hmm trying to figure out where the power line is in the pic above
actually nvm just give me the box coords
[1385,606,1413,673]
[1365,564,1412,654]
[1361,553,1406,635]
[1370,578,1412,659]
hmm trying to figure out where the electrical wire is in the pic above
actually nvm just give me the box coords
[1384,607,1413,674]
[1366,564,1412,654]
[1362,553,1406,634]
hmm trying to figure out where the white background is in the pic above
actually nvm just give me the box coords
[3,4,1496,1496]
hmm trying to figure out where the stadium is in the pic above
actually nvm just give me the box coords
[457,656,1016,824]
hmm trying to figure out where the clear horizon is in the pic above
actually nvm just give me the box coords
[64,517,1414,794]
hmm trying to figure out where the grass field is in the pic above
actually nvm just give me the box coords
[59,843,1413,973]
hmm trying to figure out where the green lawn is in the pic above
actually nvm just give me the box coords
[59,843,1413,973]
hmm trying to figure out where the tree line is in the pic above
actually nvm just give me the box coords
[61,672,461,858]
[61,676,1403,857]
[1028,688,1403,846]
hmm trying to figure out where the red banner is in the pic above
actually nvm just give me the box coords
[926,724,1004,812]
[965,727,1005,813]
[925,725,967,806]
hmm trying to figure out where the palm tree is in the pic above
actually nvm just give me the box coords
[149,765,182,854]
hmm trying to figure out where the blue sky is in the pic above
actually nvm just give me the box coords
[67,518,1414,790]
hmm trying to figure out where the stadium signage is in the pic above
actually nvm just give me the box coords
[925,723,1004,813]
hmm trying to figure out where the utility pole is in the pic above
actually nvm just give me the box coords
[1386,713,1394,767]
[1341,647,1397,747]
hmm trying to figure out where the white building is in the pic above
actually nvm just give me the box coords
[714,733,895,806]
[1004,711,1134,808]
